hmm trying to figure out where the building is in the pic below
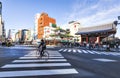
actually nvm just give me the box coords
[8,29,15,42]
[0,2,5,42]
[37,12,56,39]
[76,22,117,44]
[68,21,81,42]
[0,15,2,40]
[8,29,12,40]
[15,31,20,42]
[0,2,2,41]
[15,29,33,44]
[43,24,57,39]
[68,21,81,36]
[34,13,40,40]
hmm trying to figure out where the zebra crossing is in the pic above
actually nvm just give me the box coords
[0,50,78,77]
[59,48,120,56]
[0,45,35,50]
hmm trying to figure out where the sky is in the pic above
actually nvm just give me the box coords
[0,0,120,38]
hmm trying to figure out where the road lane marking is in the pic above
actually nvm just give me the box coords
[82,50,88,53]
[93,58,117,62]
[0,69,78,77]
[24,54,63,57]
[2,63,71,68]
[73,50,76,53]
[19,56,64,59]
[12,59,67,63]
[59,49,63,52]
[68,49,72,52]
[87,50,95,54]
[92,51,101,54]
[101,52,109,55]
[77,50,82,53]
[63,49,67,52]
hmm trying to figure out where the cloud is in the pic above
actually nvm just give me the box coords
[81,6,120,26]
[64,0,120,27]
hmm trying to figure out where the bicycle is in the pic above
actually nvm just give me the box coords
[36,47,49,60]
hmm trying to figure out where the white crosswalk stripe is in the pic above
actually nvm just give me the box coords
[2,63,71,68]
[59,48,120,56]
[13,59,67,63]
[19,56,64,59]
[92,51,102,54]
[0,69,78,77]
[73,50,76,53]
[77,50,82,53]
[82,50,88,53]
[87,50,95,54]
[59,49,63,52]
[68,49,72,52]
[0,50,78,77]
[63,49,67,52]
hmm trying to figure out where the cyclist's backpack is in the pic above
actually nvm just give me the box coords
[42,42,46,49]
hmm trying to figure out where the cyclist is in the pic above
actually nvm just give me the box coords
[38,39,46,56]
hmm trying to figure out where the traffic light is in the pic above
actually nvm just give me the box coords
[113,20,118,26]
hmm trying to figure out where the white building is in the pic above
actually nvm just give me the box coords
[68,21,81,42]
[43,23,56,40]
[34,13,40,40]
[68,21,81,36]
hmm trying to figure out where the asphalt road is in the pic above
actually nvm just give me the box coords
[60,48,120,78]
[0,45,120,78]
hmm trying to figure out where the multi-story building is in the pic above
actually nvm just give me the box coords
[8,29,12,40]
[15,31,19,42]
[43,24,56,39]
[34,13,40,40]
[8,29,15,42]
[0,2,2,41]
[37,12,56,39]
[68,21,81,36]
[0,2,5,42]
[15,29,33,43]
[68,21,81,42]
[0,15,2,40]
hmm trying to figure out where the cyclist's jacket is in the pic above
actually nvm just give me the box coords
[38,41,46,49]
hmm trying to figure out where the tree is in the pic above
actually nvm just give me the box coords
[52,24,57,28]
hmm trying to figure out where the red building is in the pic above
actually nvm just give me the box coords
[37,12,56,39]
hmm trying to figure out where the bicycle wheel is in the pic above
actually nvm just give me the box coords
[42,50,49,60]
[36,49,41,59]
